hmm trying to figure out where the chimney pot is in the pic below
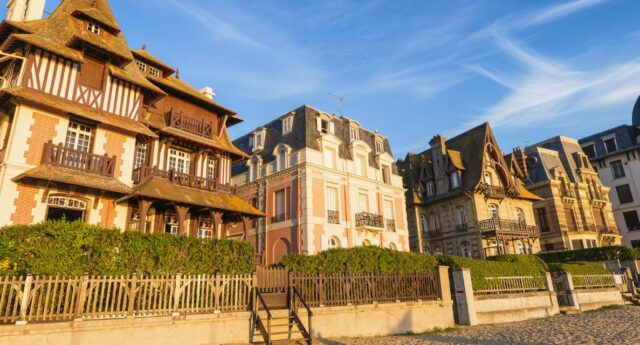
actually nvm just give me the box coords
[200,86,215,100]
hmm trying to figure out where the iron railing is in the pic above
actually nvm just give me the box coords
[386,219,396,232]
[573,274,618,289]
[355,212,384,228]
[474,276,546,295]
[327,210,340,224]
[478,218,538,238]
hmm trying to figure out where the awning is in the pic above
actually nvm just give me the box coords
[13,164,132,194]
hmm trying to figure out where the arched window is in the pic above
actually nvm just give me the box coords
[514,208,525,223]
[362,239,372,246]
[327,236,340,250]
[389,243,397,250]
[46,196,87,222]
[488,204,499,219]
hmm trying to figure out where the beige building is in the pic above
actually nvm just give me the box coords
[232,105,409,265]
[514,137,622,251]
[398,123,542,258]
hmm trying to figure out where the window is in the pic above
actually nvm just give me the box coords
[517,242,525,255]
[87,21,100,34]
[135,60,147,73]
[165,214,178,235]
[65,121,93,152]
[428,214,439,231]
[381,165,391,184]
[323,147,336,169]
[252,132,264,151]
[358,193,369,213]
[350,127,359,141]
[456,206,466,226]
[616,184,634,204]
[250,158,260,181]
[383,199,394,221]
[206,157,216,180]
[168,148,190,174]
[282,116,293,135]
[320,119,331,134]
[488,204,499,219]
[388,243,397,250]
[375,140,384,154]
[327,237,340,250]
[536,208,550,232]
[460,241,471,258]
[274,190,286,222]
[149,66,160,78]
[564,207,578,231]
[277,146,288,171]
[514,208,525,223]
[326,187,338,212]
[134,142,147,169]
[623,211,640,231]
[571,239,584,250]
[362,239,372,246]
[355,154,367,177]
[79,54,105,90]
[426,180,435,196]
[451,171,462,188]
[484,172,493,185]
[544,243,555,251]
[604,137,617,153]
[582,144,596,158]
[611,160,625,179]
[198,220,213,240]
[631,240,640,249]
[419,214,427,234]
[46,196,86,222]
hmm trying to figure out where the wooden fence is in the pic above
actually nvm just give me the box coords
[573,274,618,289]
[474,276,546,295]
[290,273,438,307]
[0,274,254,324]
[256,267,288,293]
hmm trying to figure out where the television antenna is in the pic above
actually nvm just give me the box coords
[328,93,344,116]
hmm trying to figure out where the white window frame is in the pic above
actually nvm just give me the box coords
[168,148,191,174]
[488,204,499,219]
[350,127,360,141]
[358,192,369,213]
[326,186,338,212]
[426,180,435,196]
[603,136,618,153]
[515,207,525,223]
[65,121,93,152]
[87,21,101,34]
[136,60,147,73]
[451,171,462,188]
[327,236,340,250]
[134,142,147,169]
[207,156,216,180]
[375,140,384,154]
[282,116,293,135]
[274,189,286,219]
[323,146,336,169]
[149,66,160,78]
[457,206,466,225]
[383,199,394,220]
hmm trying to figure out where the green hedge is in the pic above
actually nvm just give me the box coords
[437,255,548,290]
[0,221,255,276]
[538,246,639,263]
[281,246,438,274]
[547,262,610,275]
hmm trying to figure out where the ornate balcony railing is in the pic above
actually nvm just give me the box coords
[355,212,384,229]
[132,166,235,193]
[328,210,340,224]
[42,141,116,177]
[271,214,286,224]
[386,219,396,232]
[166,111,213,138]
[484,185,506,199]
[478,218,539,239]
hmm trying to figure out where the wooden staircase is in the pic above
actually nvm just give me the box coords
[252,289,312,344]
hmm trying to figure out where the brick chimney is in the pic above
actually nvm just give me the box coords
[512,146,528,177]
[7,0,45,21]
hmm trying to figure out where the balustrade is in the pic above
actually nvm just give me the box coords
[42,141,115,177]
[355,212,384,229]
[166,111,213,138]
[132,166,235,193]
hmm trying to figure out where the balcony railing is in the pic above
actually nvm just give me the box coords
[386,219,396,232]
[166,111,213,138]
[271,214,286,224]
[42,141,116,177]
[355,212,384,229]
[478,218,538,238]
[328,210,340,224]
[484,185,506,199]
[132,166,235,193]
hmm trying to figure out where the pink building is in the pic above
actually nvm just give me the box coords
[232,105,409,265]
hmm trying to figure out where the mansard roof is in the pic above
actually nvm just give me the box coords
[524,136,594,184]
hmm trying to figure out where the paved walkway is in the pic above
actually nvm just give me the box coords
[316,306,640,345]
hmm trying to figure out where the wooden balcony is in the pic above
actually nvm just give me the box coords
[166,111,213,138]
[355,212,384,231]
[478,218,539,239]
[484,185,506,199]
[132,166,235,193]
[42,141,116,177]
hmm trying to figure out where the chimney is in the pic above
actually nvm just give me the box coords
[200,86,215,100]
[429,134,446,155]
[513,146,528,177]
[7,0,45,21]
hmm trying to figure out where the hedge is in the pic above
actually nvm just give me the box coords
[538,246,639,263]
[547,262,610,276]
[0,220,255,276]
[437,255,548,290]
[281,246,438,274]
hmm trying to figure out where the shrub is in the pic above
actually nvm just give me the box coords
[281,246,438,274]
[437,255,547,290]
[537,246,638,263]
[547,262,610,276]
[0,220,255,276]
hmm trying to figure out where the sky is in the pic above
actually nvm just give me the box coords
[28,0,640,158]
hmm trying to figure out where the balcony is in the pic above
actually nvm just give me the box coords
[484,185,506,199]
[478,218,539,239]
[386,219,396,232]
[132,166,235,193]
[166,111,213,138]
[327,210,340,224]
[42,141,116,177]
[355,212,384,231]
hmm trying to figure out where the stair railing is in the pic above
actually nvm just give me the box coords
[290,285,313,345]
[255,290,272,344]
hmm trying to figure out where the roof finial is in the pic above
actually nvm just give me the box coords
[141,44,147,51]
[175,68,180,80]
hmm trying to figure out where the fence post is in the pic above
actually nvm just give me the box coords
[172,274,182,316]
[436,266,451,304]
[563,272,580,311]
[544,272,559,312]
[127,274,137,318]
[452,268,477,326]
[319,273,325,307]
[17,275,33,325]
[74,274,89,321]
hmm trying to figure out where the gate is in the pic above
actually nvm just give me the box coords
[551,272,573,307]
[256,267,289,293]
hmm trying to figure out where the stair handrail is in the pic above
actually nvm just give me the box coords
[255,290,272,344]
[291,286,313,344]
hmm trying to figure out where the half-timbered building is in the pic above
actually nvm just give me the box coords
[0,0,262,237]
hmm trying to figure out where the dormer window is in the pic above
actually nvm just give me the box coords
[282,115,293,135]
[136,60,147,73]
[250,129,266,152]
[451,170,462,188]
[87,21,101,34]
[375,140,384,154]
[321,120,330,134]
[316,115,334,134]
[350,127,360,142]
[149,66,160,78]
[604,136,617,153]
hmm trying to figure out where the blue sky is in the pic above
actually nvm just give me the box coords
[35,0,640,157]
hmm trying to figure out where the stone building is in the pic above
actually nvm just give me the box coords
[231,105,409,265]
[578,96,640,248]
[398,123,542,259]
[512,137,622,251]
[0,0,262,234]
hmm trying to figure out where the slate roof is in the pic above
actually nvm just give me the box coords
[231,105,395,175]
[524,136,590,184]
[578,124,639,160]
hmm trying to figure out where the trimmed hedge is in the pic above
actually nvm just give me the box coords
[437,255,548,290]
[538,246,639,263]
[0,220,255,276]
[281,246,438,274]
[547,262,610,276]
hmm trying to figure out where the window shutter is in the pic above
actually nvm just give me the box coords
[316,117,322,131]
[329,121,335,134]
